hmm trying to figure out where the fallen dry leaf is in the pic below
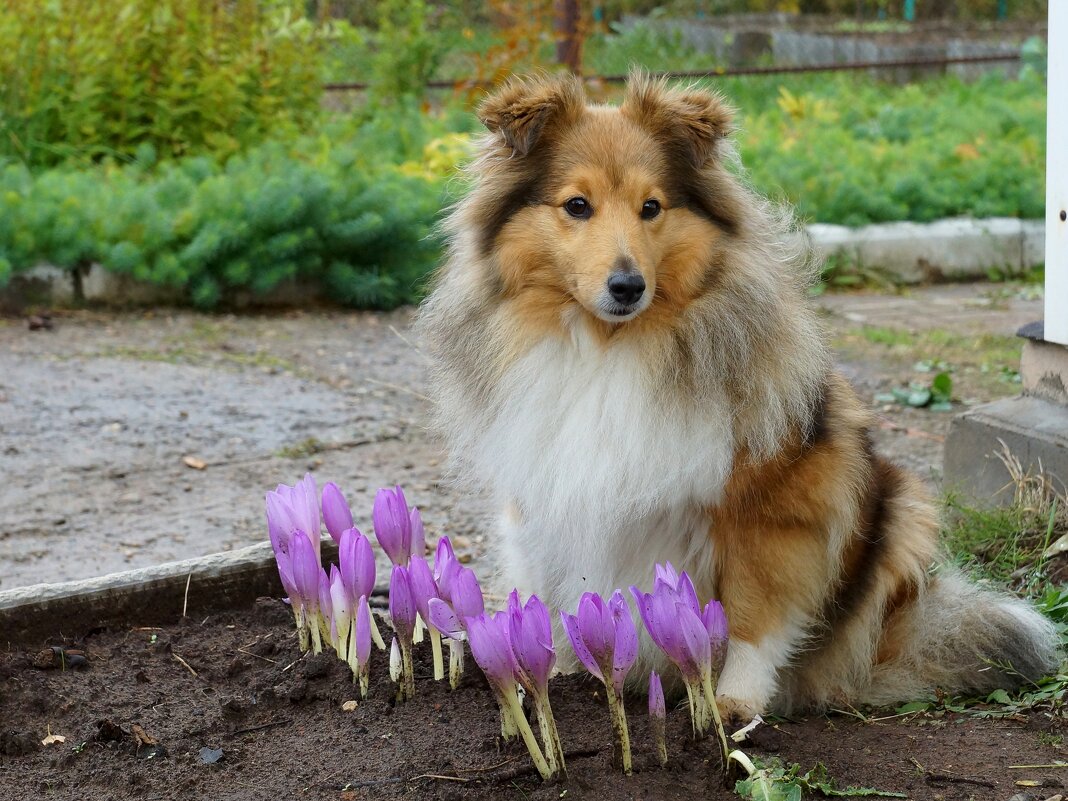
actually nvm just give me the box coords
[182,455,207,470]
[41,733,66,746]
[341,700,358,712]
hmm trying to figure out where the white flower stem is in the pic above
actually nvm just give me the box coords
[448,639,464,689]
[651,712,667,767]
[535,694,566,777]
[308,613,323,655]
[702,675,731,777]
[413,614,425,644]
[346,631,359,681]
[605,686,632,775]
[397,637,415,701]
[499,687,552,781]
[429,628,444,681]
[293,606,309,652]
[369,611,386,651]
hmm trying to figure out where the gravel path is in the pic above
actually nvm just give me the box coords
[0,282,1043,590]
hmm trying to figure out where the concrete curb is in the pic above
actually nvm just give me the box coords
[0,217,1046,310]
[0,540,343,645]
[806,217,1045,283]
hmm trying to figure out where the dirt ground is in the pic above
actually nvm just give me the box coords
[1,598,1064,801]
[0,281,1044,591]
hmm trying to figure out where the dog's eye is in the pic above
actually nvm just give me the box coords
[564,197,591,219]
[640,199,661,220]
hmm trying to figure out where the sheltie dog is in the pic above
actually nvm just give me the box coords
[417,71,1059,718]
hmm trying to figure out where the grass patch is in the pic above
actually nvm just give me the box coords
[276,437,327,460]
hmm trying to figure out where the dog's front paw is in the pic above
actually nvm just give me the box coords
[715,694,761,728]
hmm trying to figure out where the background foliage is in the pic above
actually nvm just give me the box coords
[0,1,1049,308]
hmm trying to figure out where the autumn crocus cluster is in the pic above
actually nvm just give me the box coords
[631,563,730,767]
[561,591,639,773]
[266,475,383,695]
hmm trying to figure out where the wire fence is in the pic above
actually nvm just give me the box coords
[322,52,1021,92]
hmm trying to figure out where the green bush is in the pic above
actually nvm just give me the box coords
[0,116,452,308]
[0,0,324,167]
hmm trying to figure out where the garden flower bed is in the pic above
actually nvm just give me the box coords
[1,598,1065,800]
[2,476,1066,800]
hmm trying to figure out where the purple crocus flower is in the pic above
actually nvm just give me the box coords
[508,591,566,775]
[289,529,324,653]
[507,591,555,696]
[466,610,553,779]
[409,556,446,680]
[373,486,413,566]
[389,565,417,642]
[434,537,461,597]
[352,594,373,697]
[388,565,417,700]
[338,528,376,604]
[630,564,731,761]
[649,671,668,767]
[561,591,638,693]
[266,474,320,557]
[321,482,354,544]
[561,590,638,773]
[409,506,426,559]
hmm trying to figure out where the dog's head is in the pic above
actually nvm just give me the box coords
[471,72,738,327]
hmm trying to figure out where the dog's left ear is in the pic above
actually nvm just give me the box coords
[622,73,734,168]
[478,73,585,157]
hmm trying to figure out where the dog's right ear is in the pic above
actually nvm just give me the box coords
[478,74,585,157]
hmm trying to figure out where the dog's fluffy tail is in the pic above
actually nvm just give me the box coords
[862,569,1061,706]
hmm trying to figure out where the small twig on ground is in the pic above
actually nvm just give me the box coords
[1009,762,1068,769]
[237,647,278,665]
[172,653,198,678]
[182,573,192,618]
[408,774,470,783]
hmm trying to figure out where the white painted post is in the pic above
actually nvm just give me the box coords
[1046,2,1068,345]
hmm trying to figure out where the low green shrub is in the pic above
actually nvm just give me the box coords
[0,115,457,308]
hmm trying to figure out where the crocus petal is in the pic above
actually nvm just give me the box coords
[409,507,426,558]
[466,612,515,691]
[275,550,298,605]
[289,529,321,612]
[703,599,729,675]
[451,567,485,619]
[408,556,440,624]
[676,571,701,617]
[608,590,638,693]
[428,597,464,639]
[355,595,372,664]
[575,593,614,675]
[649,671,666,719]
[654,562,680,589]
[317,567,333,623]
[560,611,603,681]
[510,595,555,693]
[675,603,712,684]
[373,486,412,566]
[388,565,417,641]
[321,482,354,543]
[266,474,320,557]
[434,537,456,580]
[330,569,351,638]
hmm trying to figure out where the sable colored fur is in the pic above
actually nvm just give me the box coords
[417,72,1059,716]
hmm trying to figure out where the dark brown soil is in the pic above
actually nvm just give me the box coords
[1,598,1064,801]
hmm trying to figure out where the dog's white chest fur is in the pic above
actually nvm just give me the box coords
[468,322,735,610]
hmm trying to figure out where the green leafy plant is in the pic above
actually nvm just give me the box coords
[733,757,906,800]
[0,0,324,167]
[874,372,954,411]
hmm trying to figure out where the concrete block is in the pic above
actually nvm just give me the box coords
[1021,333,1068,405]
[943,395,1068,505]
[1022,220,1046,268]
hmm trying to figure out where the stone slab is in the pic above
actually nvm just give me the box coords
[0,540,345,646]
[943,395,1068,505]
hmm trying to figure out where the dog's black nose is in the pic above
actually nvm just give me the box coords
[606,271,646,306]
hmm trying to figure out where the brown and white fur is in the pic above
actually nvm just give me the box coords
[417,72,1059,718]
